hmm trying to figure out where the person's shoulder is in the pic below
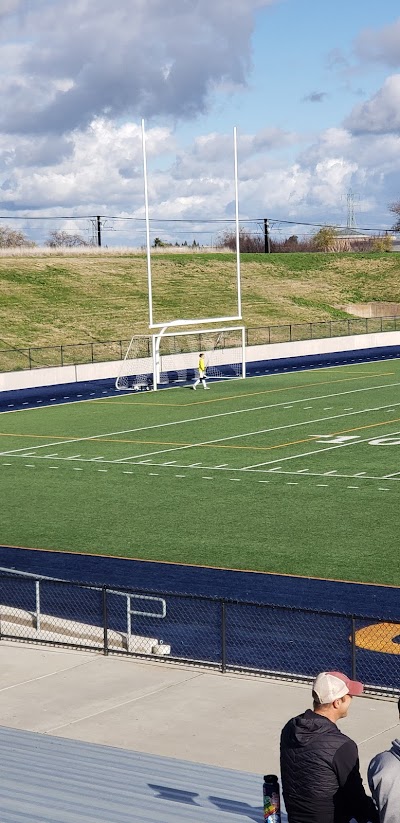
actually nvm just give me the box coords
[369,747,398,774]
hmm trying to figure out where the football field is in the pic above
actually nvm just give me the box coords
[1,360,400,586]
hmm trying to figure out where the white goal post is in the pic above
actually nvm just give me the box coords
[115,324,246,391]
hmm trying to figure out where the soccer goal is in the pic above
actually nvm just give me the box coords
[151,323,246,389]
[115,336,153,391]
[115,324,246,391]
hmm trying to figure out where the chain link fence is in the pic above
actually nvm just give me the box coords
[2,317,400,373]
[0,572,398,694]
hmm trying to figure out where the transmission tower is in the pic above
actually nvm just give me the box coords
[346,189,359,230]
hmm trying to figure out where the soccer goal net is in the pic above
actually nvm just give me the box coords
[115,325,246,391]
[115,336,153,391]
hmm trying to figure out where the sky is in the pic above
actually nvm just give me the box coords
[1,0,400,246]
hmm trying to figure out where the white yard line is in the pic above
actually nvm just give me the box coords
[2,381,400,459]
[113,401,400,464]
[242,429,400,471]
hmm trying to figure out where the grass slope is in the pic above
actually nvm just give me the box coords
[1,251,400,349]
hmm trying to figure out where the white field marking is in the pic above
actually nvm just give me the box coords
[303,406,313,409]
[43,453,58,458]
[296,468,309,473]
[25,464,35,467]
[344,408,353,411]
[97,469,107,472]
[73,468,83,471]
[0,359,388,419]
[90,456,105,461]
[113,399,400,465]
[188,463,202,467]
[242,428,400,472]
[202,476,213,480]
[347,485,359,489]
[286,482,298,485]
[268,467,282,472]
[2,379,399,457]
[258,480,270,483]
[354,472,367,476]
[229,478,241,481]
[175,474,186,478]
[324,470,338,475]
[382,470,400,478]
[149,473,159,476]
[123,471,134,474]
[65,454,81,460]
[379,488,391,491]
[317,484,329,487]
[258,468,388,481]
[215,463,228,467]
[2,463,11,465]
[49,466,58,469]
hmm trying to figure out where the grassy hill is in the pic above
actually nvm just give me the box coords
[1,249,400,349]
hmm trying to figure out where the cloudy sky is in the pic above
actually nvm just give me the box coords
[1,0,400,245]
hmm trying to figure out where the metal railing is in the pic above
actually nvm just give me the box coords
[0,571,398,694]
[2,316,400,373]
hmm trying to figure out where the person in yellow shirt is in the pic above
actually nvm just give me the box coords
[192,353,210,389]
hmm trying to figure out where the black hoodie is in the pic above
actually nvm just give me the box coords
[280,709,378,823]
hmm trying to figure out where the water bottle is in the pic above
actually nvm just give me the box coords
[263,774,281,822]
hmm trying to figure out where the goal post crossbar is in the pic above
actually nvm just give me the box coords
[149,314,242,330]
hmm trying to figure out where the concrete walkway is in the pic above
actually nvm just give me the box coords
[0,641,397,782]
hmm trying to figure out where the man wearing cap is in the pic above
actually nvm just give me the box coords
[367,697,400,823]
[280,671,378,823]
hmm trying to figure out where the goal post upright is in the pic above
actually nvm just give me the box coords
[142,118,154,329]
[233,125,242,320]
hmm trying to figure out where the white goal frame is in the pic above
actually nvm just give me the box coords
[116,121,244,391]
[142,119,242,331]
[151,323,246,390]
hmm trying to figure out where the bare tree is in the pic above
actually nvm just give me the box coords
[389,202,400,232]
[216,229,264,253]
[0,224,36,247]
[45,230,92,248]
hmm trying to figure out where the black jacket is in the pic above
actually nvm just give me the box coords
[280,709,378,823]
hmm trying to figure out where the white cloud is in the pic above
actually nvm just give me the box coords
[0,0,277,135]
[354,18,400,68]
[344,74,400,135]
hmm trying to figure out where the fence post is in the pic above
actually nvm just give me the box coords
[102,586,108,655]
[28,348,32,369]
[221,601,227,673]
[351,616,356,680]
[60,346,64,366]
[35,580,41,632]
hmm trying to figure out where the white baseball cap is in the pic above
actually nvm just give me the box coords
[313,671,364,703]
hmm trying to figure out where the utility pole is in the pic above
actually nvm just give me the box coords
[96,215,102,247]
[264,218,271,254]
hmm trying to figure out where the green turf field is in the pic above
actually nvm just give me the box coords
[1,362,400,585]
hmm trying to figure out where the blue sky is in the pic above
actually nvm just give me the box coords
[0,0,400,245]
